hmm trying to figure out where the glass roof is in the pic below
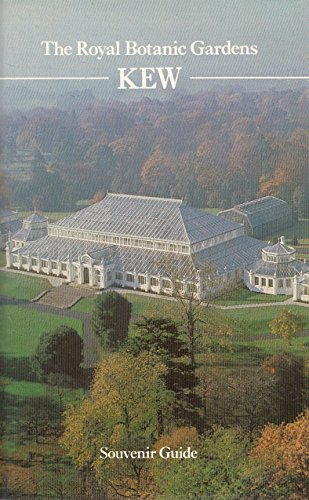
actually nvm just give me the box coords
[52,193,241,244]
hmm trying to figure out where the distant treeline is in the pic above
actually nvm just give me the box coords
[1,88,308,214]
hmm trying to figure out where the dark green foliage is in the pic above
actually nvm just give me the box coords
[84,144,116,193]
[261,353,307,424]
[0,355,39,382]
[293,186,308,218]
[198,353,307,433]
[34,326,83,379]
[92,292,131,348]
[128,317,188,359]
[19,395,64,443]
[128,316,203,428]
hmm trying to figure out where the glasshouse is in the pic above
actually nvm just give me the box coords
[6,193,267,297]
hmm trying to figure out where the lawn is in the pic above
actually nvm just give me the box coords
[122,292,176,316]
[197,334,309,369]
[0,305,83,357]
[213,286,289,306]
[223,305,309,336]
[4,379,84,402]
[72,292,175,317]
[0,250,6,267]
[237,335,309,358]
[73,292,308,338]
[72,297,96,313]
[0,271,52,300]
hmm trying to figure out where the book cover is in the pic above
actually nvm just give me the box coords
[1,1,308,498]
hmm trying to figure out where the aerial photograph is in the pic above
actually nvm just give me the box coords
[1,1,308,498]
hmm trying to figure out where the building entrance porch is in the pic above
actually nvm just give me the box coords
[83,266,90,284]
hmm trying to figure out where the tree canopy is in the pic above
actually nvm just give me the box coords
[61,352,173,498]
[34,325,83,379]
[92,291,132,348]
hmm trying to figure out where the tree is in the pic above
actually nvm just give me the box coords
[141,148,176,197]
[61,352,173,498]
[128,317,202,428]
[247,411,309,498]
[196,365,274,432]
[157,255,234,368]
[92,291,131,349]
[0,464,37,498]
[269,308,306,345]
[293,186,308,218]
[84,144,116,195]
[261,354,307,425]
[151,426,250,499]
[90,191,105,204]
[19,395,64,443]
[34,326,83,380]
[197,353,307,433]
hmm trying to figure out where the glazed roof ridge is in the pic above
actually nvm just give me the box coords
[51,193,242,244]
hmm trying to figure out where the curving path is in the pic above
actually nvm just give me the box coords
[1,293,308,370]
[0,295,98,368]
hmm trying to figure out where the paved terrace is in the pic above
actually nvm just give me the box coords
[35,283,97,309]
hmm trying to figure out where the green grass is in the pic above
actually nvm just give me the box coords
[4,380,48,397]
[4,379,84,402]
[197,335,309,369]
[0,271,52,300]
[223,305,309,336]
[122,292,174,316]
[72,292,174,317]
[72,297,96,313]
[213,286,290,306]
[0,250,6,267]
[237,335,309,358]
[73,293,308,339]
[0,305,83,357]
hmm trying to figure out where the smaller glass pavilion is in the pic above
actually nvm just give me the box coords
[244,236,308,296]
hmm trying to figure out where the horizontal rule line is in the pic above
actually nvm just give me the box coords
[0,77,110,80]
[190,76,309,80]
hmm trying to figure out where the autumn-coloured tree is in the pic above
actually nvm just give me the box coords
[154,426,199,453]
[61,352,173,498]
[0,463,37,498]
[6,88,309,211]
[269,308,306,345]
[247,411,309,498]
[91,191,105,204]
[141,148,176,197]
